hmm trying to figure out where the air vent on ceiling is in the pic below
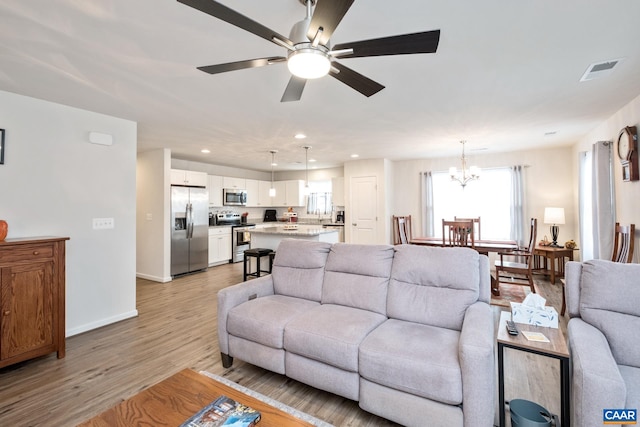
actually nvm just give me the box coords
[580,58,624,82]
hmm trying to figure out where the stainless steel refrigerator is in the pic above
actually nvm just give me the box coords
[171,186,208,276]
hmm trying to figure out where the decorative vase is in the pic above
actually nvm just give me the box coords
[0,220,7,241]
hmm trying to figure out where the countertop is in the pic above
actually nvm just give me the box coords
[250,226,339,236]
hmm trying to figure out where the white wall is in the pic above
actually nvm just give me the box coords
[0,90,138,336]
[137,149,171,282]
[573,93,640,262]
[391,146,576,246]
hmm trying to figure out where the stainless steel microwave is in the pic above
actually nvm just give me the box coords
[223,188,247,206]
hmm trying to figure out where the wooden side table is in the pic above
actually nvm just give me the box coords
[497,311,570,427]
[533,246,578,284]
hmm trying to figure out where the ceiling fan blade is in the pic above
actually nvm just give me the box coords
[197,57,287,75]
[307,0,354,46]
[332,30,440,58]
[178,0,293,47]
[329,62,384,97]
[281,76,307,102]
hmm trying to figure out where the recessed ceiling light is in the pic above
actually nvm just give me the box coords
[201,149,210,153]
[294,133,307,139]
[309,158,316,163]
[350,154,359,158]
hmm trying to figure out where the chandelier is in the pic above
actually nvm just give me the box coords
[449,140,480,188]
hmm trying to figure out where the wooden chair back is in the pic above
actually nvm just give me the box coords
[525,217,538,254]
[454,216,481,240]
[393,215,412,245]
[612,222,635,263]
[442,220,475,247]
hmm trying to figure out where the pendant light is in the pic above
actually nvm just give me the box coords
[303,146,311,195]
[269,150,277,197]
[449,140,480,188]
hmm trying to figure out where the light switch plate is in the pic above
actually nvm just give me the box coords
[93,218,115,229]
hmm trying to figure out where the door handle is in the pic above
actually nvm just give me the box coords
[352,223,357,226]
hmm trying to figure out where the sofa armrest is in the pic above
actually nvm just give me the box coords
[568,318,626,427]
[459,301,495,427]
[217,275,275,355]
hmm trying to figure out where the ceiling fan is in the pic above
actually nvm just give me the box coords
[177,0,440,102]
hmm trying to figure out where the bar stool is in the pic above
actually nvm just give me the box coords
[243,248,272,281]
[268,251,276,273]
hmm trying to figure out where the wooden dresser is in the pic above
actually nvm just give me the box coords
[0,236,69,368]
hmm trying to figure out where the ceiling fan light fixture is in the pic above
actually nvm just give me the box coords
[287,48,330,79]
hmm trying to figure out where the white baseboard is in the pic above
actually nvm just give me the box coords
[136,272,172,283]
[66,309,139,337]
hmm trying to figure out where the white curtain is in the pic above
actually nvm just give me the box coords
[579,150,594,260]
[591,141,615,259]
[421,172,434,236]
[509,165,525,246]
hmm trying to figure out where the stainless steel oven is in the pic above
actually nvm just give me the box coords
[232,225,255,263]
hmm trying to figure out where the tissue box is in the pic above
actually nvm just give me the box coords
[510,302,559,328]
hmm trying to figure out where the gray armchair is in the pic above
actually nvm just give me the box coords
[565,259,640,427]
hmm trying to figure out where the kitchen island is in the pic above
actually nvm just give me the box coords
[250,225,339,251]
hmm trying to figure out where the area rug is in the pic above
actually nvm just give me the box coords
[491,282,539,308]
[200,371,334,427]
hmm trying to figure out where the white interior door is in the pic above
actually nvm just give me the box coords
[350,176,377,244]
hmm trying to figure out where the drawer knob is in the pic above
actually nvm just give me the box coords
[33,251,39,255]
[3,310,10,316]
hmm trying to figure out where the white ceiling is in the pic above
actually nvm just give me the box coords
[1,0,640,172]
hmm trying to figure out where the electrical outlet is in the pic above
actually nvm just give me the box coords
[146,213,153,221]
[93,218,115,230]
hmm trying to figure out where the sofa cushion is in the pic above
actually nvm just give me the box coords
[322,243,394,315]
[359,319,463,405]
[272,240,332,302]
[619,365,640,409]
[579,259,640,367]
[227,295,319,349]
[387,245,480,330]
[284,304,387,372]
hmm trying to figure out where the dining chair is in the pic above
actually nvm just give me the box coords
[611,222,635,263]
[392,215,412,245]
[442,219,475,247]
[493,218,537,295]
[454,216,481,240]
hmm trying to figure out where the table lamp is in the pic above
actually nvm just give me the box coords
[544,207,565,248]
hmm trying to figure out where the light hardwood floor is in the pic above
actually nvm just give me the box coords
[0,261,568,426]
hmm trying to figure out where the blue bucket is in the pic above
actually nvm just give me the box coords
[510,399,553,427]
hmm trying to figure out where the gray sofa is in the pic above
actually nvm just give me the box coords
[217,239,495,427]
[566,259,640,427]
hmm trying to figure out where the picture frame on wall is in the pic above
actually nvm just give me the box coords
[0,129,4,165]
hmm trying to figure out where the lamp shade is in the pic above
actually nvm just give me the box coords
[544,207,565,225]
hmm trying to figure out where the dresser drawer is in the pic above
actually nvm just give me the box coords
[0,244,53,263]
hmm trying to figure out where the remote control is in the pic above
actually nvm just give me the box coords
[506,320,519,336]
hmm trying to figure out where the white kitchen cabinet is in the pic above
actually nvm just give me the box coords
[272,181,287,206]
[271,180,305,207]
[245,179,259,207]
[285,180,305,207]
[208,227,231,266]
[332,176,345,206]
[223,176,246,189]
[258,181,273,207]
[208,175,223,206]
[171,169,207,187]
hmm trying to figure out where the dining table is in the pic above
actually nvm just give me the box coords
[409,237,518,253]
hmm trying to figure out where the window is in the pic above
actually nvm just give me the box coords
[306,180,332,214]
[432,168,512,239]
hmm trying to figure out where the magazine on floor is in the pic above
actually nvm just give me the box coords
[180,395,261,427]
